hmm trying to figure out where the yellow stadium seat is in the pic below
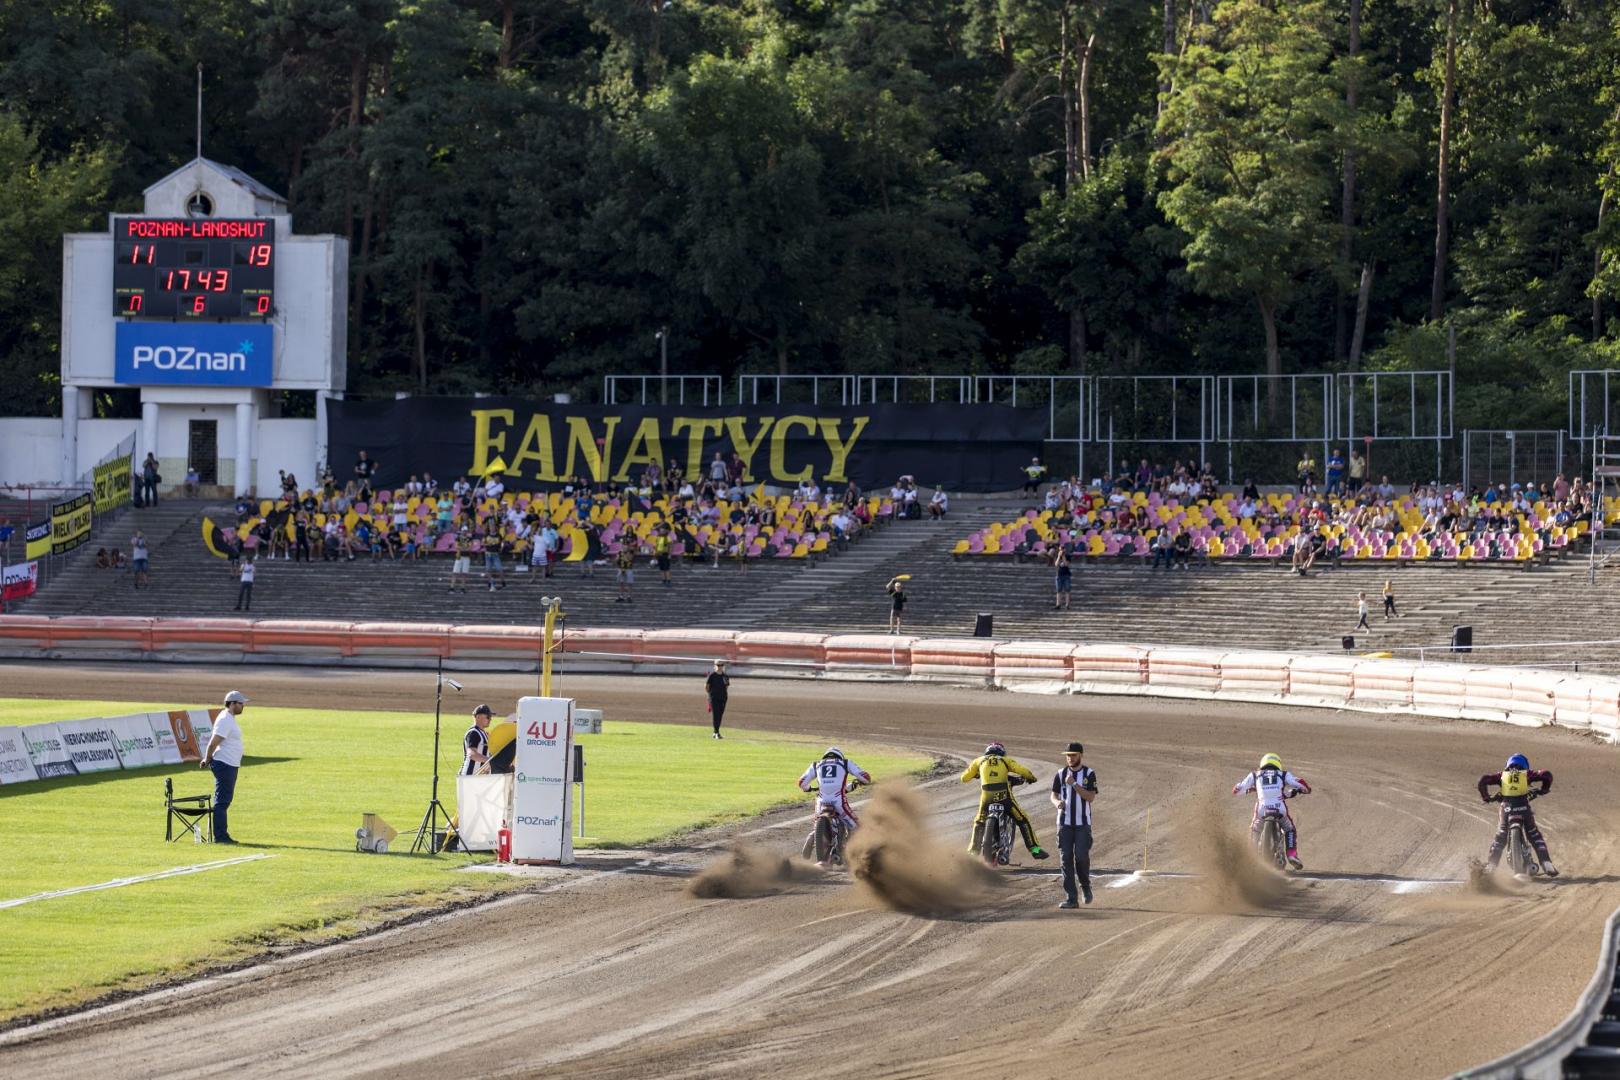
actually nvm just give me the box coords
[953,540,970,555]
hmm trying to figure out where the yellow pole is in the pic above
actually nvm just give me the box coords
[1142,808,1150,873]
[540,599,562,697]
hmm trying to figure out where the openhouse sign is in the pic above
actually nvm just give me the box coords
[114,322,274,386]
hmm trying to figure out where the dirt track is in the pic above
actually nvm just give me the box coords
[3,662,1620,1079]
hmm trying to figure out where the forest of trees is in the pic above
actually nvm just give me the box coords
[3,0,1619,431]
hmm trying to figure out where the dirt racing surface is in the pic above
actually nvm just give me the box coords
[3,662,1620,1079]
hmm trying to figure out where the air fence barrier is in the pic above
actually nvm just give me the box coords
[3,617,1619,744]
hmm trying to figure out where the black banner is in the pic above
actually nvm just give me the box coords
[50,494,92,556]
[325,399,1041,491]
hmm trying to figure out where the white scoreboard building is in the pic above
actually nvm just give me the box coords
[0,157,348,495]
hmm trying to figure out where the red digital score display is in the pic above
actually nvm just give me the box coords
[113,218,276,319]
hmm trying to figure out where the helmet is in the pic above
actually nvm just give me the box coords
[1259,753,1282,771]
[984,741,1006,757]
[823,747,844,760]
[1506,754,1529,771]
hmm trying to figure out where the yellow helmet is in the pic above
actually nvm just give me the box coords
[1259,753,1283,771]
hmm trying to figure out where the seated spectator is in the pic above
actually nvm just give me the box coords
[1151,528,1174,570]
[95,548,112,569]
[929,486,949,520]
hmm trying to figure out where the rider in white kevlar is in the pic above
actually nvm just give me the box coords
[1232,753,1312,869]
[798,748,871,832]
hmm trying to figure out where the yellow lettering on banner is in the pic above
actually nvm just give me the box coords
[672,418,724,479]
[508,414,558,483]
[818,417,869,483]
[470,409,515,478]
[722,417,773,482]
[561,416,620,482]
[769,415,816,482]
[614,417,665,482]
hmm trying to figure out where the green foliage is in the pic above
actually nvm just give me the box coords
[0,0,1617,432]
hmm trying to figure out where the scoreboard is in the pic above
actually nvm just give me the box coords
[113,218,275,319]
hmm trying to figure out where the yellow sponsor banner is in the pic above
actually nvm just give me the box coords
[92,454,133,514]
[50,494,93,556]
[25,520,51,560]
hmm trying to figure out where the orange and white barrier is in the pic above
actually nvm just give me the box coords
[1070,644,1150,693]
[910,637,997,683]
[992,641,1075,690]
[824,634,913,677]
[2,615,1618,743]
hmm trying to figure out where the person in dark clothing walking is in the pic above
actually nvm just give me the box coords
[1051,741,1098,908]
[705,660,730,739]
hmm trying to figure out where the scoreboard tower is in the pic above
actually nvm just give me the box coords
[60,158,348,496]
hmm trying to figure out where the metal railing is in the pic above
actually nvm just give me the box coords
[601,375,726,406]
[1461,430,1568,493]
[1455,903,1620,1078]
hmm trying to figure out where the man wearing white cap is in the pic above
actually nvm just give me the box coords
[200,691,249,843]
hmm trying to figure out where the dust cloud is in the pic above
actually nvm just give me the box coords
[688,845,810,899]
[845,785,1000,916]
[1189,800,1294,914]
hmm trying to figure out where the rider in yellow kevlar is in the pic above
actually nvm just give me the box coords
[962,742,1048,860]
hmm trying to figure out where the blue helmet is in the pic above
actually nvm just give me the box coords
[1506,754,1529,771]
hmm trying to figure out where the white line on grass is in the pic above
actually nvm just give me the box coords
[0,855,274,910]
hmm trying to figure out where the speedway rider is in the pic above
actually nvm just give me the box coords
[962,742,1048,860]
[1233,753,1312,869]
[799,747,871,836]
[1479,754,1558,877]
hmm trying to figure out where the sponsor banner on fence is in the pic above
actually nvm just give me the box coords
[106,714,164,768]
[1,561,38,601]
[114,322,274,387]
[93,454,133,514]
[167,710,203,762]
[0,726,39,784]
[24,521,50,560]
[50,493,92,556]
[22,723,77,779]
[56,718,122,773]
[512,696,574,864]
[147,712,182,764]
[326,398,1044,492]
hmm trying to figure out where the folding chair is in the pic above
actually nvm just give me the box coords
[165,777,213,842]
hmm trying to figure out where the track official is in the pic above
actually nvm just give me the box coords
[462,704,493,775]
[705,660,730,740]
[1051,741,1098,908]
[200,691,249,844]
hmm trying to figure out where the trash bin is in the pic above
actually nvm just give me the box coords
[1452,625,1473,654]
[974,613,994,638]
[1341,635,1355,650]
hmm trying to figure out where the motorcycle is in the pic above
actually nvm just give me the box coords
[978,775,1030,867]
[1494,790,1545,879]
[1254,787,1306,872]
[803,780,863,866]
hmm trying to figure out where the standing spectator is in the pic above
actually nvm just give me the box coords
[139,453,161,507]
[461,704,493,775]
[614,544,636,603]
[292,515,310,562]
[1382,579,1399,620]
[1295,448,1318,493]
[1051,742,1098,908]
[354,450,378,485]
[1023,457,1046,494]
[886,576,908,634]
[482,528,505,591]
[185,465,200,498]
[234,556,256,611]
[131,530,150,589]
[1348,450,1367,494]
[1052,546,1072,610]
[581,523,602,577]
[1354,592,1371,633]
[654,526,674,587]
[708,452,730,486]
[451,530,473,593]
[1325,449,1345,496]
[705,660,730,740]
[200,690,249,844]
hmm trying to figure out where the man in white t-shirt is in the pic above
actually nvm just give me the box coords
[200,690,249,843]
[234,557,256,611]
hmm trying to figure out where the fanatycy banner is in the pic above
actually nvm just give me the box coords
[326,399,1044,492]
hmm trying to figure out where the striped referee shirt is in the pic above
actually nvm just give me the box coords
[1052,765,1096,827]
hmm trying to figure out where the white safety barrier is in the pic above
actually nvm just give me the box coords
[1,616,1617,742]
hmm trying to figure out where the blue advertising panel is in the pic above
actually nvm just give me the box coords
[114,322,273,386]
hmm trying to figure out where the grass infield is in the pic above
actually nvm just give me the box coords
[0,698,928,1021]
